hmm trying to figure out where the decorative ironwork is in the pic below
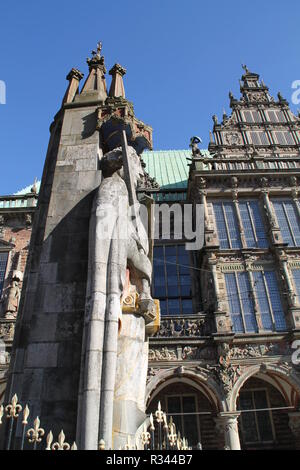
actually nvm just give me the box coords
[0,395,195,450]
[27,417,45,450]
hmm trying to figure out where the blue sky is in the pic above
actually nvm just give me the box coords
[1,0,300,194]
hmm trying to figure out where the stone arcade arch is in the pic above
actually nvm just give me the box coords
[229,363,300,412]
[146,368,225,449]
[228,364,300,449]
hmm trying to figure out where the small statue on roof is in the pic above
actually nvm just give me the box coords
[92,41,102,59]
[242,64,250,73]
[189,136,202,157]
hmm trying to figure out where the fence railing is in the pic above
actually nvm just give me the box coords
[0,395,196,450]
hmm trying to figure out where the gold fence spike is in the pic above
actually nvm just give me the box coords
[163,412,168,430]
[52,429,70,450]
[22,404,30,425]
[27,416,45,443]
[149,412,155,431]
[0,405,3,424]
[99,439,105,450]
[141,423,150,447]
[71,442,77,450]
[5,393,22,418]
[46,431,53,450]
[155,401,163,423]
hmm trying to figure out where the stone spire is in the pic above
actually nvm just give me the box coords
[80,41,107,101]
[62,68,84,105]
[108,63,126,99]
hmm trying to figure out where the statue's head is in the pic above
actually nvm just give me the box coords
[100,146,143,188]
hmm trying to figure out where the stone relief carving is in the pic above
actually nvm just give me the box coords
[224,132,242,146]
[246,92,268,102]
[208,349,242,396]
[0,321,15,341]
[153,318,205,338]
[217,342,290,360]
[148,345,216,362]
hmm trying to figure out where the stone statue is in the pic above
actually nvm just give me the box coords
[77,132,157,450]
[3,275,21,319]
[189,136,202,157]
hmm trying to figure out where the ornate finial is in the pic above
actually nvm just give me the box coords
[109,63,126,77]
[45,431,53,450]
[31,177,38,194]
[22,404,30,425]
[52,430,70,450]
[242,64,249,73]
[155,401,164,423]
[27,416,45,444]
[66,68,84,82]
[212,115,218,125]
[87,41,105,68]
[5,394,22,419]
[91,41,102,59]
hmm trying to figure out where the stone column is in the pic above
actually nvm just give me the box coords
[260,188,283,244]
[200,190,209,230]
[291,187,300,220]
[208,256,231,334]
[215,412,241,450]
[288,411,300,449]
[232,189,246,247]
[195,181,218,247]
[248,270,263,332]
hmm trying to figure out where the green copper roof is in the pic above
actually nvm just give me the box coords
[142,149,211,189]
[12,149,211,197]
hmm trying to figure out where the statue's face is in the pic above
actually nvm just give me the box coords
[128,147,144,188]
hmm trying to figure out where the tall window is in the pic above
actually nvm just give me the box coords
[239,201,268,248]
[248,131,269,146]
[166,395,200,448]
[266,110,286,123]
[243,110,262,123]
[225,272,257,333]
[213,201,268,249]
[274,131,295,146]
[252,271,286,331]
[225,270,286,333]
[0,252,8,298]
[213,202,242,249]
[272,199,300,246]
[239,390,274,445]
[152,244,193,315]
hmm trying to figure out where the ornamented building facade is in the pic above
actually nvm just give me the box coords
[1,56,300,450]
[0,184,38,402]
[145,67,300,450]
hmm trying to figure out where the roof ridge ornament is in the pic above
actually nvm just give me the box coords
[87,41,106,69]
[242,64,250,74]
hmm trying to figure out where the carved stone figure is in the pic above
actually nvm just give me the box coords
[3,277,21,319]
[189,136,202,157]
[77,132,156,450]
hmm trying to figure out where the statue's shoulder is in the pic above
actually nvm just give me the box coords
[96,174,127,205]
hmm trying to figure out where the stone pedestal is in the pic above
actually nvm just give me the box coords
[112,313,149,449]
[215,412,241,450]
